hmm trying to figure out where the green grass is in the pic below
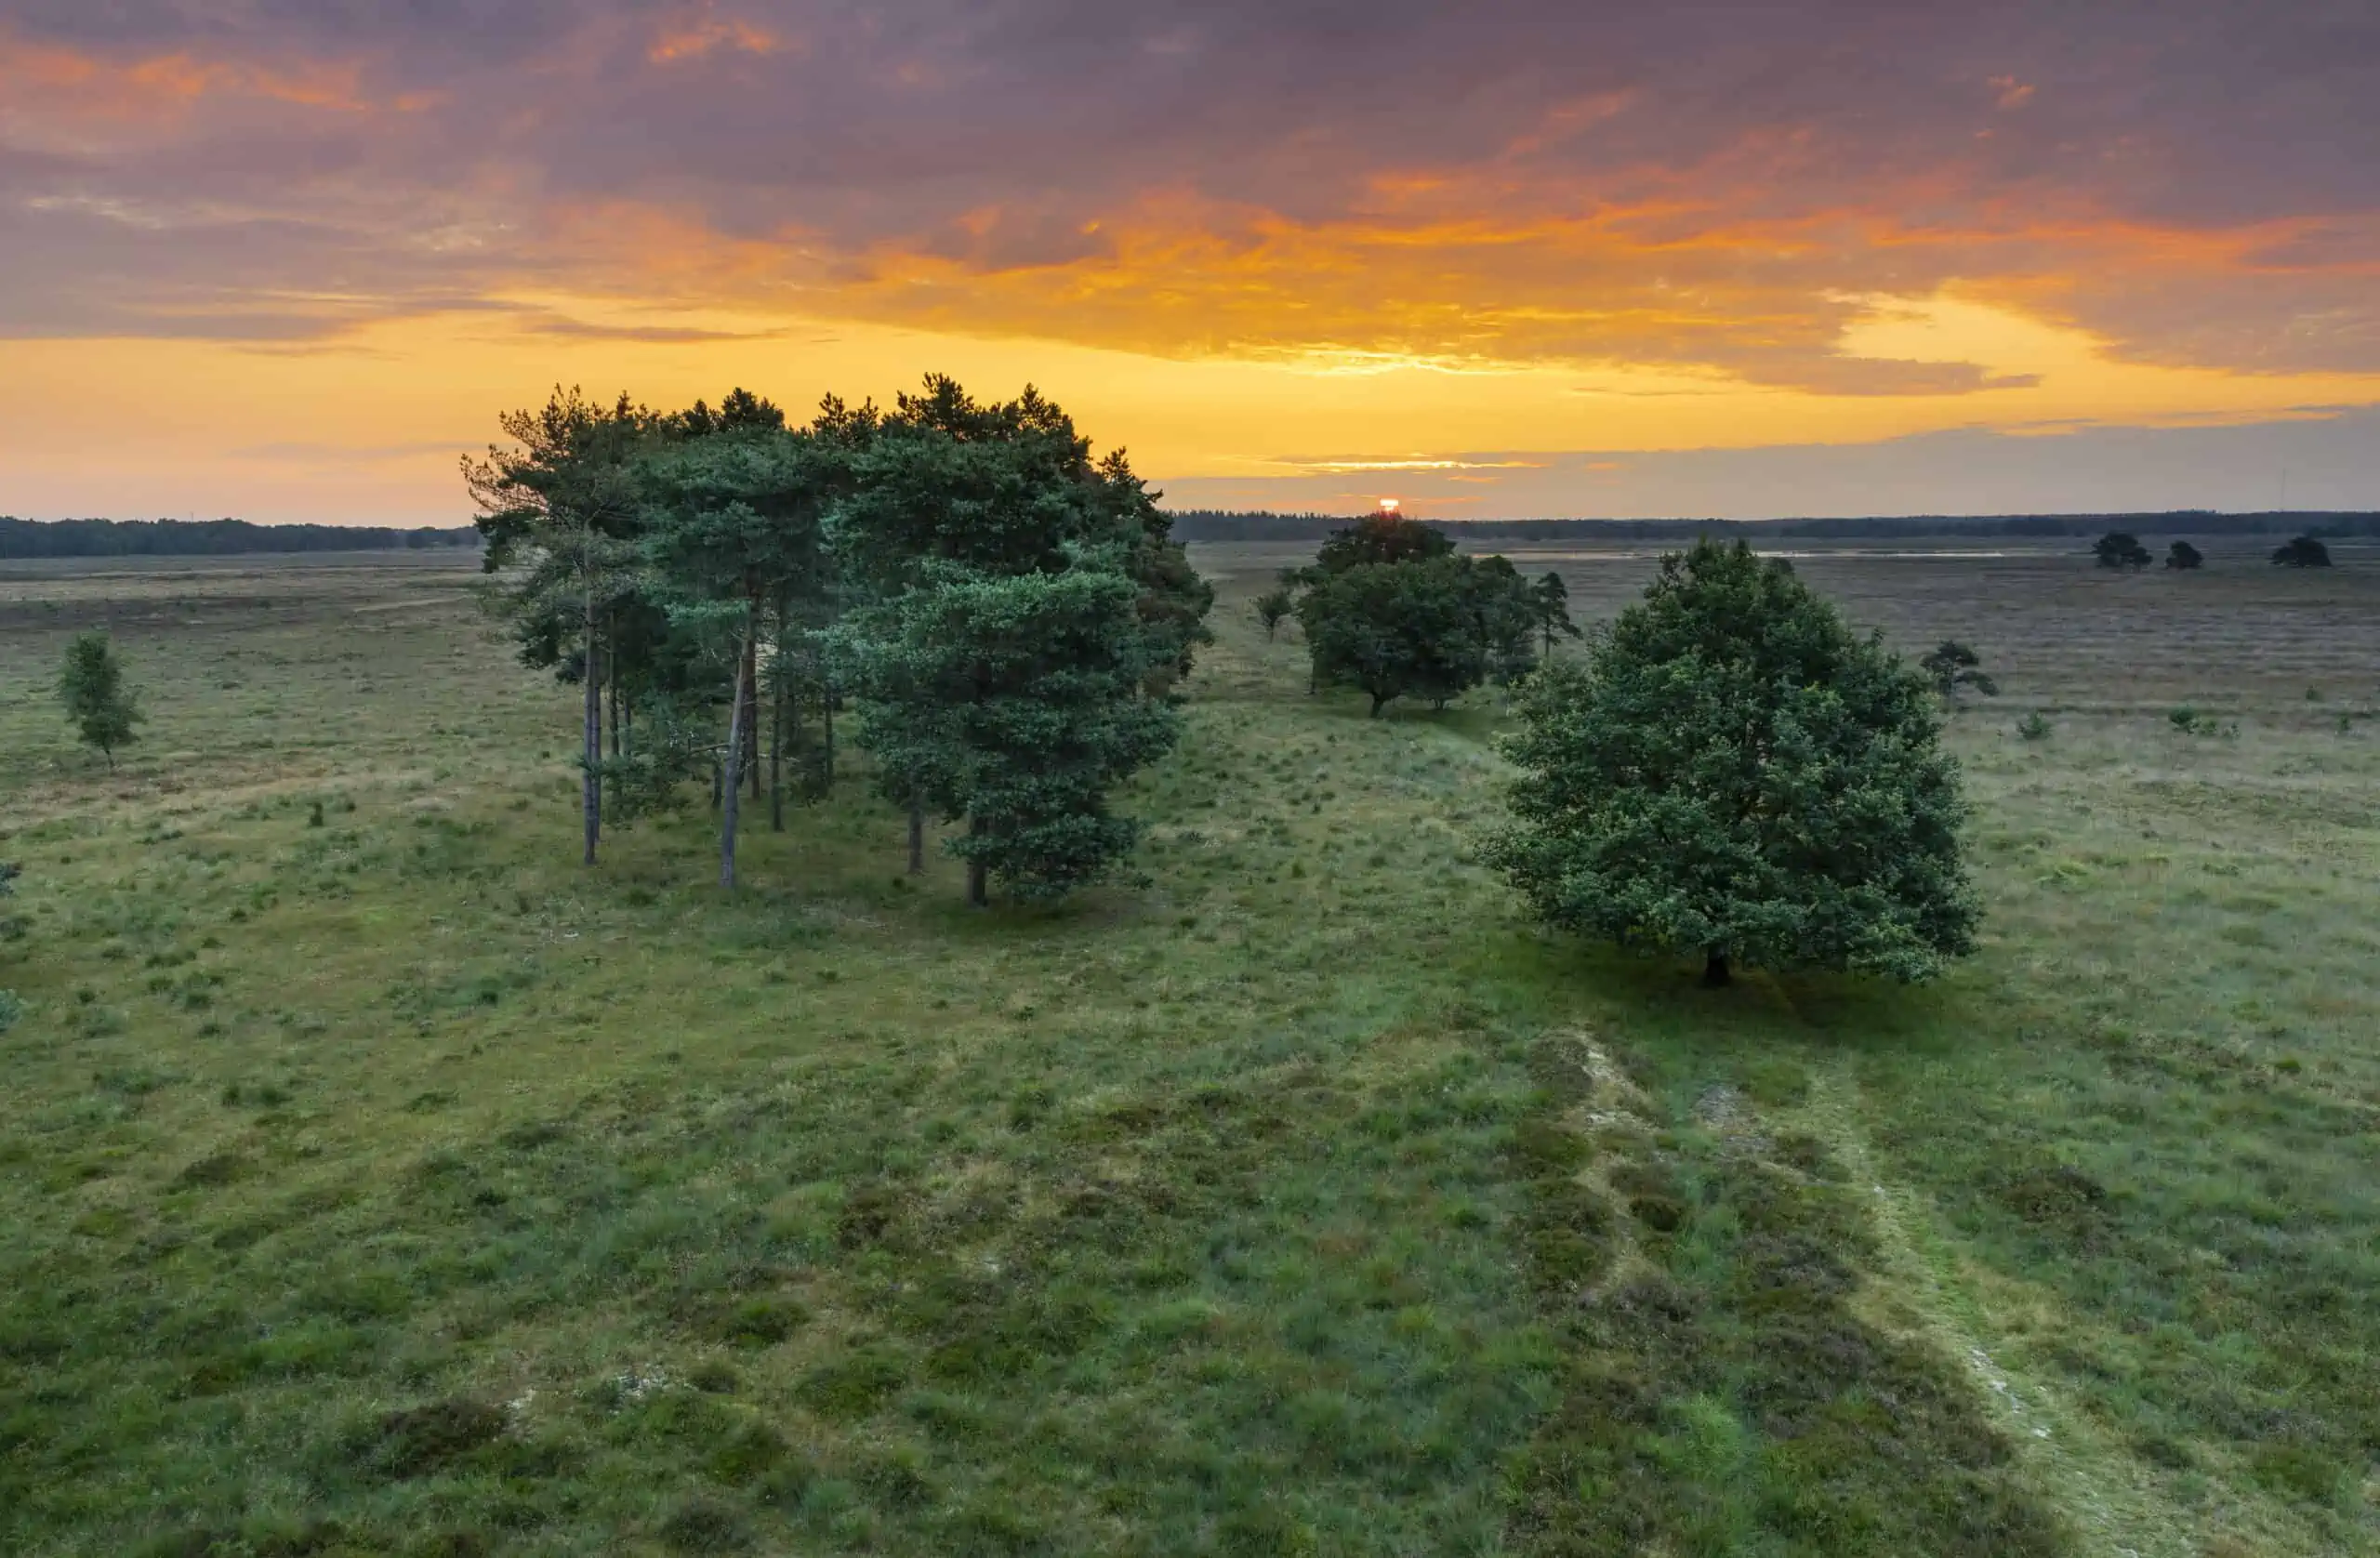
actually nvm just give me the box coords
[1,542,2375,1553]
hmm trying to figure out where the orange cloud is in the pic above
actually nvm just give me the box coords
[0,30,374,120]
[647,12,788,65]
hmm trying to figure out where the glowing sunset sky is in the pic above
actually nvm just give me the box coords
[3,2,2376,522]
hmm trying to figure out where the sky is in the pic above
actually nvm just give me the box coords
[3,1,2377,523]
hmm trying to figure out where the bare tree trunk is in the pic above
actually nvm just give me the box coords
[582,582,601,866]
[908,794,925,876]
[720,627,750,890]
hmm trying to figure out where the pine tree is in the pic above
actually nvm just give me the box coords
[2165,540,2204,571]
[640,423,842,888]
[827,377,1199,904]
[1919,640,1999,704]
[59,630,142,767]
[465,387,650,865]
[1483,540,1977,985]
[840,559,1179,904]
[1532,570,1581,658]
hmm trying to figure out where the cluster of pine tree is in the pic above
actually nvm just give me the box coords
[466,376,1212,903]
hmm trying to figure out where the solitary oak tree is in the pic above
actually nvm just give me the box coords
[1297,549,1539,715]
[2271,535,2333,568]
[2165,540,2204,571]
[1483,540,1978,986]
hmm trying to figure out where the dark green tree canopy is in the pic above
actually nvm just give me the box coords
[1532,570,1581,656]
[2092,532,2153,569]
[1310,513,1455,576]
[2271,535,2333,568]
[1483,540,1977,984]
[59,630,142,767]
[1297,552,1537,715]
[826,376,1203,904]
[841,558,1181,902]
[2165,540,2204,570]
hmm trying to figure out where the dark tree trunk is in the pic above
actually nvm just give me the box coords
[907,794,925,876]
[965,814,987,907]
[1368,692,1387,717]
[720,629,749,890]
[1702,949,1731,987]
[622,696,633,759]
[742,633,761,802]
[769,668,785,833]
[607,662,620,760]
[821,684,835,780]
[582,585,601,866]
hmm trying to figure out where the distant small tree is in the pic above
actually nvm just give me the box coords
[1253,587,1295,640]
[2271,535,2333,568]
[1482,540,1977,986]
[1311,513,1455,574]
[2165,540,2204,571]
[2093,532,2153,569]
[1919,640,1999,705]
[59,630,142,767]
[1531,571,1581,658]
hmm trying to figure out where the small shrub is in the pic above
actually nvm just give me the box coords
[361,1397,506,1479]
[658,1493,754,1552]
[0,990,21,1035]
[2016,711,2051,741]
[717,1296,807,1348]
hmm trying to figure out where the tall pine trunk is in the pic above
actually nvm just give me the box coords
[769,666,785,833]
[720,622,750,890]
[581,581,601,866]
[965,814,987,907]
[821,684,835,783]
[743,633,762,801]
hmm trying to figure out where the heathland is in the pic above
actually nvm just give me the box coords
[1,539,2375,1554]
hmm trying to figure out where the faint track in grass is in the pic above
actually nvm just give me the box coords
[1786,1052,2336,1558]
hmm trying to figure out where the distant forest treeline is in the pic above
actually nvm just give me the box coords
[0,517,482,559]
[1166,509,2380,544]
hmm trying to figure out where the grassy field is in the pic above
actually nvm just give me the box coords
[1,539,2374,1555]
